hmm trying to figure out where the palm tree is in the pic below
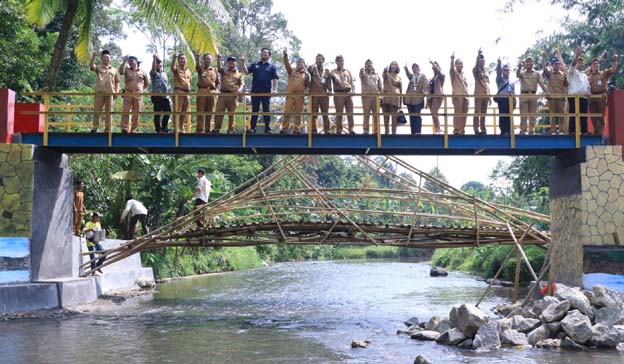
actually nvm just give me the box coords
[26,0,222,90]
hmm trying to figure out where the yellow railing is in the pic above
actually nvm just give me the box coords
[19,91,606,149]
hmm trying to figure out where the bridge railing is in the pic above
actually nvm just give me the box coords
[18,91,606,148]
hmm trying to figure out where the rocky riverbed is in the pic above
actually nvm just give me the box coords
[400,284,624,352]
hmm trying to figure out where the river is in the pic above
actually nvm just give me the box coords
[1,260,623,363]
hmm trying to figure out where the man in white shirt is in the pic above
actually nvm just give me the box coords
[567,46,591,135]
[120,195,149,239]
[194,168,211,227]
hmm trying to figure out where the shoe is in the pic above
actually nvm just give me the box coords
[265,128,273,134]
[280,129,287,135]
[247,128,256,134]
[211,129,220,134]
[348,130,356,135]
[90,129,98,134]
[226,128,235,134]
[121,129,128,134]
[293,130,301,135]
[478,131,487,135]
[97,268,103,274]
[196,130,204,134]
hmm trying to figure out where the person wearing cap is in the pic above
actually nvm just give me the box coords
[119,55,149,133]
[542,49,568,134]
[241,48,279,134]
[331,55,357,134]
[359,60,382,135]
[450,53,469,135]
[427,60,445,135]
[83,212,105,273]
[586,51,618,136]
[403,62,429,135]
[495,59,515,135]
[194,51,219,133]
[566,46,591,135]
[120,195,149,239]
[150,54,171,133]
[194,168,211,227]
[281,49,310,134]
[89,50,120,133]
[170,52,193,133]
[213,55,244,133]
[308,54,332,134]
[382,61,402,135]
[472,49,491,135]
[516,56,546,135]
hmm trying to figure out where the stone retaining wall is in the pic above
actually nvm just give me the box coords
[0,144,33,237]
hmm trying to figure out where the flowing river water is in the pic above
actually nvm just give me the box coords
[1,260,624,363]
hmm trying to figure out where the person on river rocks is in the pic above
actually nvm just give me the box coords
[399,284,624,351]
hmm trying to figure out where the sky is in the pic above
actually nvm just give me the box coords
[116,0,569,188]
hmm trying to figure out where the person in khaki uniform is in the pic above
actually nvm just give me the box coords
[450,53,469,134]
[170,53,193,133]
[359,60,383,134]
[308,54,332,134]
[542,50,568,135]
[193,52,219,133]
[118,56,149,133]
[213,55,244,133]
[586,51,618,136]
[330,55,356,134]
[382,61,402,135]
[472,49,490,135]
[427,60,445,134]
[516,56,546,135]
[281,49,310,134]
[403,63,429,135]
[89,50,120,133]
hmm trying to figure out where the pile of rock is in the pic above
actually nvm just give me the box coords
[399,284,624,351]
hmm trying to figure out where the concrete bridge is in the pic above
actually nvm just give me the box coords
[1,88,624,313]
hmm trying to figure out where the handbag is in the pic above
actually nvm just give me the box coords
[397,110,407,124]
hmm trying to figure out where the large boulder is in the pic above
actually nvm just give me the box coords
[449,305,460,328]
[546,322,562,337]
[436,328,466,346]
[473,322,501,350]
[508,306,537,319]
[540,300,571,323]
[589,323,620,348]
[413,355,433,364]
[497,318,512,335]
[411,330,441,341]
[351,340,371,349]
[594,307,622,326]
[561,310,593,344]
[527,325,550,345]
[535,338,561,349]
[457,339,473,349]
[512,315,541,333]
[404,317,420,327]
[424,316,442,331]
[614,325,624,342]
[561,337,585,351]
[500,329,528,346]
[555,285,593,318]
[494,303,519,317]
[435,319,452,334]
[457,304,489,337]
[430,266,448,277]
[397,325,423,336]
[531,296,560,316]
[592,285,623,308]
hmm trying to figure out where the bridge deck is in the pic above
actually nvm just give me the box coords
[18,132,603,155]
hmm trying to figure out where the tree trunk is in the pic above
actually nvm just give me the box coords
[45,0,79,90]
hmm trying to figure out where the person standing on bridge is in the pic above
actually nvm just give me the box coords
[567,47,591,136]
[281,49,310,135]
[171,52,193,133]
[120,195,148,239]
[73,180,85,235]
[241,48,279,134]
[382,61,402,135]
[119,56,149,133]
[516,56,546,135]
[308,54,332,134]
[586,51,618,136]
[194,168,211,228]
[89,50,120,133]
[213,55,245,133]
[84,212,105,273]
[450,53,469,135]
[472,49,491,135]
[150,54,171,134]
[427,60,445,135]
[542,49,568,135]
[331,55,356,134]
[494,59,515,135]
[403,62,429,135]
[194,51,219,133]
[359,60,383,135]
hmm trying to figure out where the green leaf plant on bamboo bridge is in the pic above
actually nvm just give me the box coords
[80,155,551,276]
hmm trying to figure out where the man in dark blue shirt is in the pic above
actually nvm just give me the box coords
[241,48,279,133]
